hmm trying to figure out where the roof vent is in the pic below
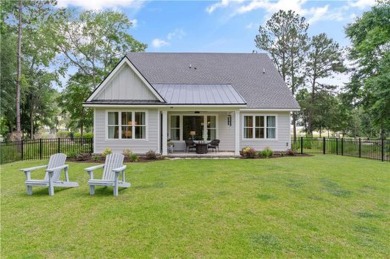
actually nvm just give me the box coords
[263,68,266,74]
[189,64,192,69]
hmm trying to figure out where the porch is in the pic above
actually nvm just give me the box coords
[166,151,237,158]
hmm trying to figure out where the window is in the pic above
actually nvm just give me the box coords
[107,111,146,139]
[243,115,276,139]
[108,112,119,139]
[207,116,217,141]
[169,115,217,141]
[170,115,180,140]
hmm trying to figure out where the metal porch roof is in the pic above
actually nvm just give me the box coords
[153,84,246,105]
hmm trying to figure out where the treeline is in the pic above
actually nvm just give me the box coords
[1,0,146,140]
[1,1,389,141]
[255,1,389,138]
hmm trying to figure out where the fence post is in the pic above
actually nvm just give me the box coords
[341,138,344,156]
[40,138,43,160]
[300,137,303,154]
[323,137,326,154]
[90,138,93,154]
[382,138,384,162]
[359,138,361,158]
[21,140,24,161]
[336,138,338,155]
[58,138,60,153]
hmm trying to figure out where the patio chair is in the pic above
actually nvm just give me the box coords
[185,139,196,152]
[208,139,220,152]
[20,153,79,196]
[85,153,130,196]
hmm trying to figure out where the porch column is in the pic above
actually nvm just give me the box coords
[234,110,240,156]
[162,110,168,156]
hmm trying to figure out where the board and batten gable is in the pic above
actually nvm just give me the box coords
[93,62,159,101]
[240,112,291,151]
[89,59,164,154]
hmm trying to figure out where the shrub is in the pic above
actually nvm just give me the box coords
[74,132,93,139]
[129,153,139,162]
[102,147,112,157]
[57,131,70,138]
[260,147,273,158]
[123,148,132,158]
[145,150,157,160]
[92,154,102,162]
[285,149,295,156]
[75,153,90,161]
[67,150,78,159]
[241,146,256,158]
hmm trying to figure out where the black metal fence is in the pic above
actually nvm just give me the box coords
[0,138,93,164]
[292,137,390,162]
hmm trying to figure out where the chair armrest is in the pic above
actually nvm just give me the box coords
[85,164,104,179]
[84,164,105,172]
[46,164,68,173]
[20,165,47,173]
[112,165,127,173]
[20,165,47,180]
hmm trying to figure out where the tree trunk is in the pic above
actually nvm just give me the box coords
[30,94,34,139]
[16,0,23,142]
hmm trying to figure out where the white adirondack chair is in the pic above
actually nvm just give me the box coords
[85,153,130,196]
[20,153,79,196]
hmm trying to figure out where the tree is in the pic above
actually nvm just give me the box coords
[51,9,147,135]
[345,2,390,137]
[1,0,60,139]
[305,33,345,135]
[255,10,309,141]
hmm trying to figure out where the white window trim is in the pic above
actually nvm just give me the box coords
[168,114,219,141]
[106,110,148,140]
[241,114,278,141]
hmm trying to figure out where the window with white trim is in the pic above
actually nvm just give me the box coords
[170,115,180,140]
[107,111,146,139]
[243,115,276,139]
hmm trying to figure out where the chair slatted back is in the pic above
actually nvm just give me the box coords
[102,153,124,180]
[211,139,220,146]
[44,153,67,181]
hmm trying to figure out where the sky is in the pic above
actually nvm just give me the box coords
[56,0,377,53]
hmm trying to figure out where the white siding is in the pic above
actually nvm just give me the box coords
[95,65,158,101]
[94,108,160,154]
[240,112,291,151]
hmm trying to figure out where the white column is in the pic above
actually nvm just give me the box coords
[162,110,168,156]
[234,110,240,156]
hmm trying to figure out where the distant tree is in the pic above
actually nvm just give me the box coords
[1,0,60,139]
[345,2,390,137]
[255,10,309,141]
[51,9,147,136]
[305,33,345,135]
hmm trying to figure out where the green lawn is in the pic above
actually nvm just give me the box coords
[1,155,389,258]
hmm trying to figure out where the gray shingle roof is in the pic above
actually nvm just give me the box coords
[126,52,300,109]
[153,84,246,105]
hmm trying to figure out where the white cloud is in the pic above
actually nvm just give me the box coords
[307,5,329,24]
[57,0,143,10]
[245,22,257,29]
[151,38,170,48]
[348,0,376,9]
[167,29,186,40]
[206,0,245,14]
[151,29,186,49]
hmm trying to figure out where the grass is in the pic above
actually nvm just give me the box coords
[1,155,389,258]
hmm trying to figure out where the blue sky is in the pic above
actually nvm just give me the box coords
[57,0,377,53]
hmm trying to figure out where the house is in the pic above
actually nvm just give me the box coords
[84,53,300,156]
